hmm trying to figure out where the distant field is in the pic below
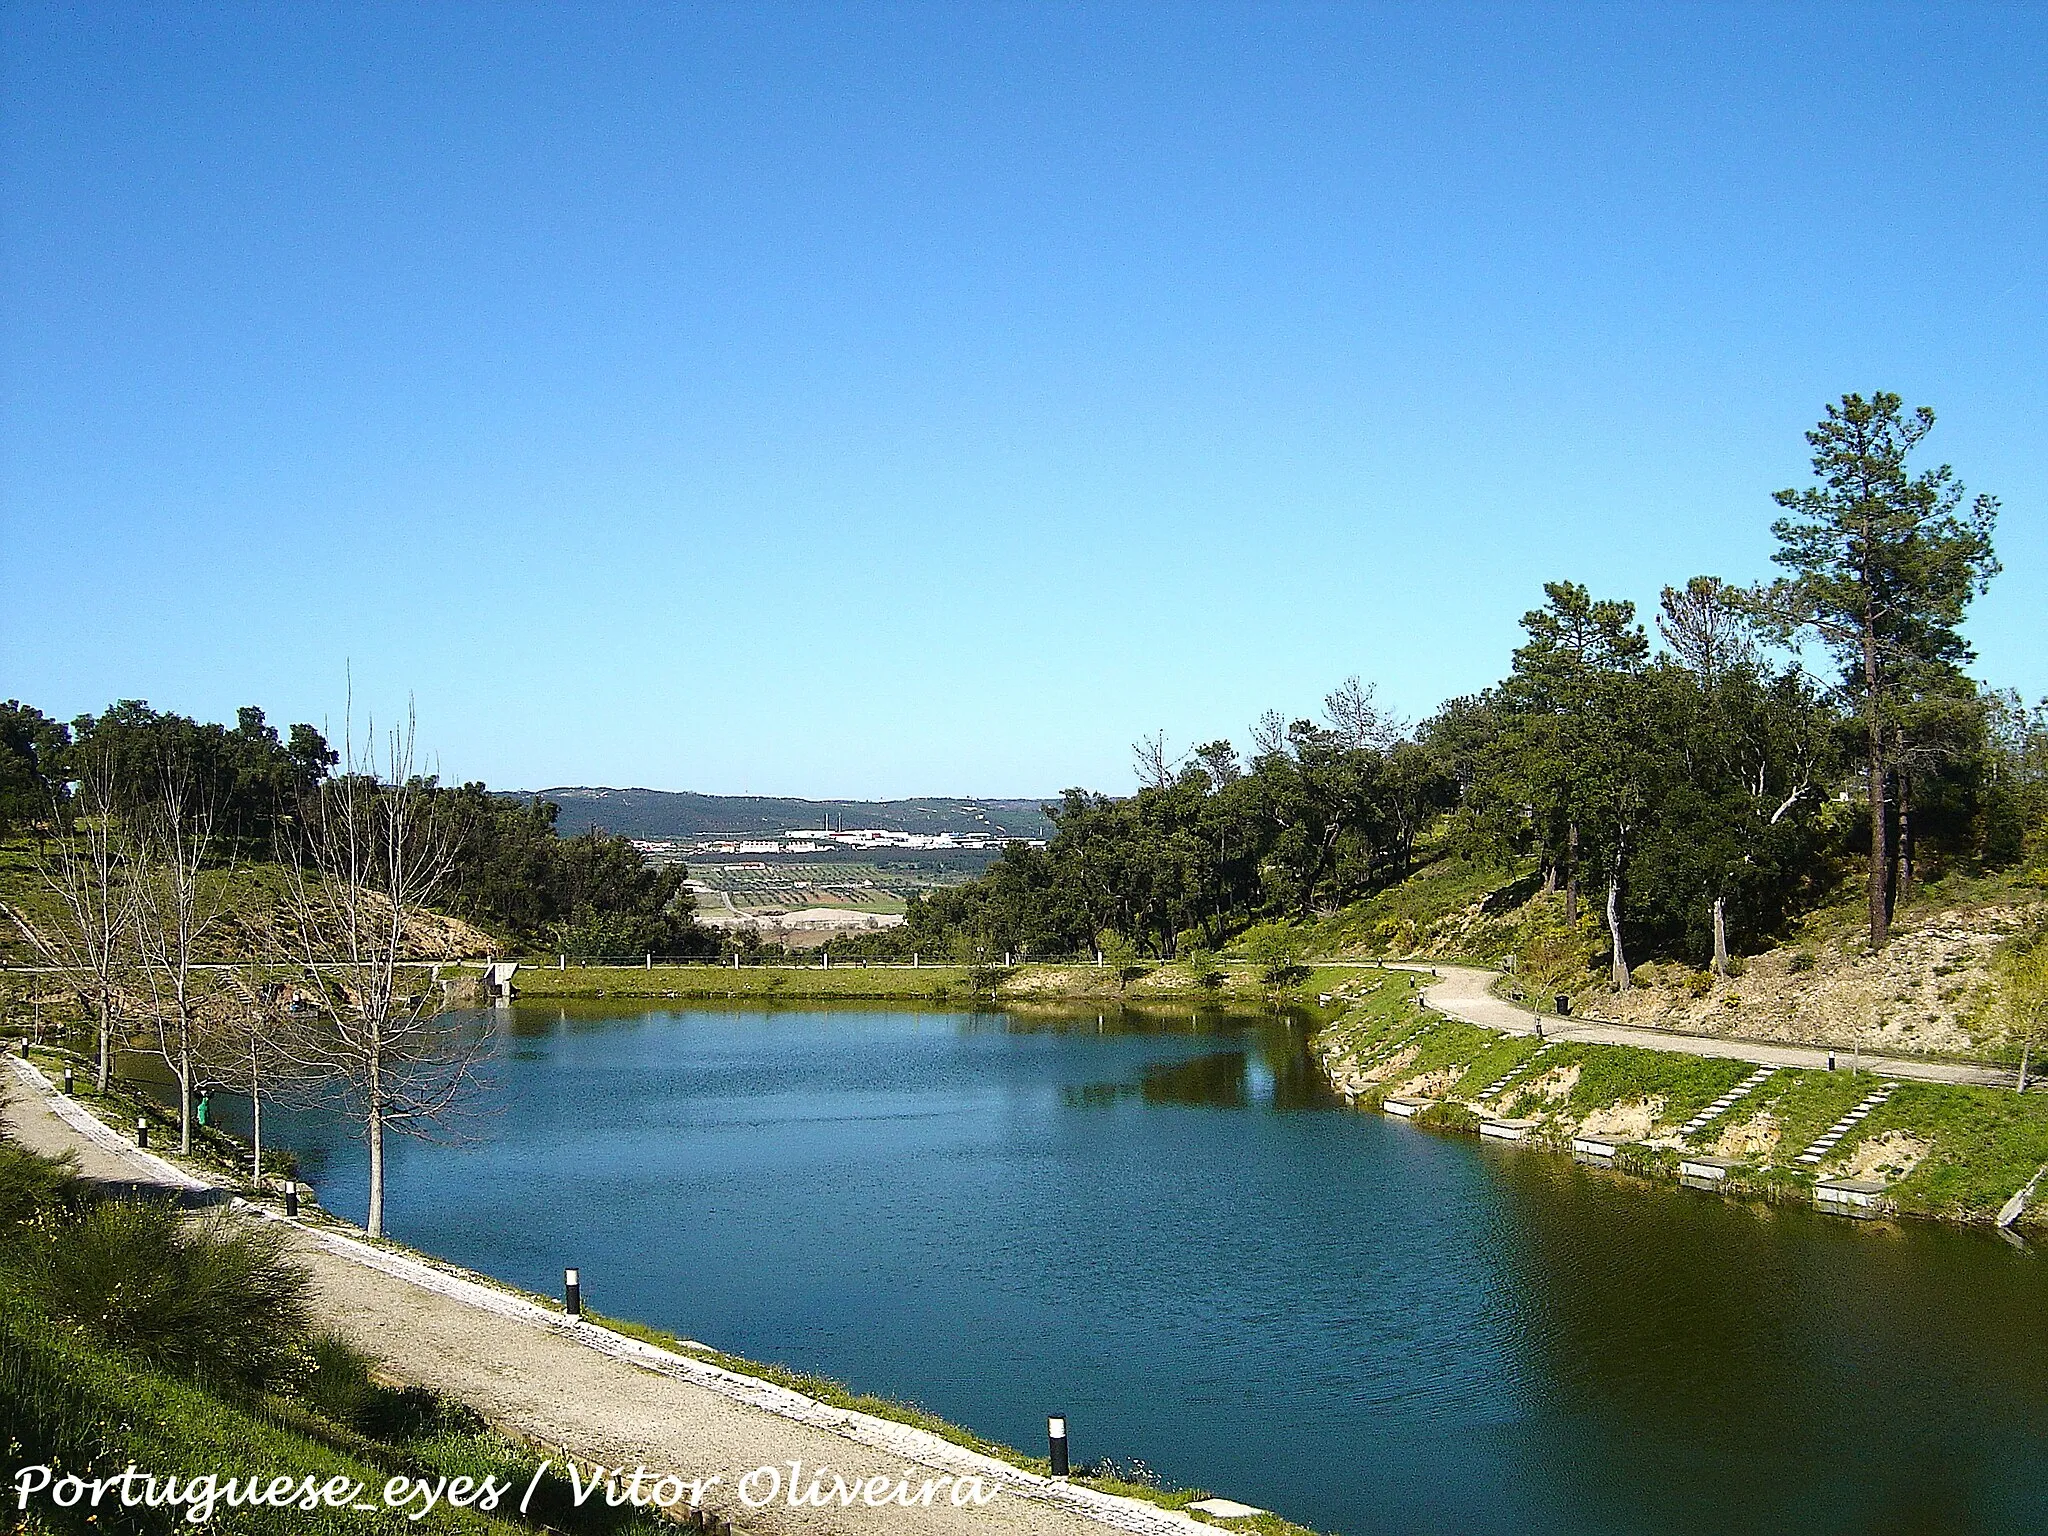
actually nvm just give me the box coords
[688,855,974,915]
[508,787,1056,841]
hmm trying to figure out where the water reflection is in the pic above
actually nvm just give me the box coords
[185,1001,2047,1536]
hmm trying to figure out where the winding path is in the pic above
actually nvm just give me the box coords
[1362,962,2009,1088]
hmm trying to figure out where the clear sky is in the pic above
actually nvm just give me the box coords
[3,3,2042,798]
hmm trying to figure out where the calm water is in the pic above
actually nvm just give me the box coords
[229,1002,2048,1536]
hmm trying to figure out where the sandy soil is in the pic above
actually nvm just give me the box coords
[1710,1112,1782,1162]
[1829,1130,1933,1182]
[1585,904,2037,1056]
[1357,1045,1419,1086]
[1515,1064,1579,1104]
[0,1061,1213,1536]
[1574,1098,1664,1141]
[1392,1067,1462,1099]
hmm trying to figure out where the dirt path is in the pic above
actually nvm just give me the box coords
[1362,961,2008,1087]
[0,1059,1215,1536]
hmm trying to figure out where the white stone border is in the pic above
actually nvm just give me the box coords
[4,1054,1217,1536]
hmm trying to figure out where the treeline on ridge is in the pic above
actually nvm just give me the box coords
[0,699,706,960]
[844,393,2048,976]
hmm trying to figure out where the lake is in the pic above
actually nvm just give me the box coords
[232,1001,2048,1536]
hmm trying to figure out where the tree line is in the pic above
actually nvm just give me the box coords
[4,700,708,1236]
[0,698,705,959]
[856,393,2044,975]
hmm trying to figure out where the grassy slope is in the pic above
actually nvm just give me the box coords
[504,958,1376,1008]
[1317,997,2048,1224]
[1292,850,1530,960]
[0,840,497,974]
[0,1275,669,1536]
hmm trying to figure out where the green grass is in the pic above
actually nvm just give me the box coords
[508,960,976,1001]
[1558,1046,1752,1124]
[1878,1082,2048,1218]
[1447,1035,1547,1101]
[1315,1005,2048,1228]
[1753,1071,1874,1155]
[1303,850,1530,958]
[509,957,1387,1009]
[1317,975,1429,1053]
[0,1276,668,1536]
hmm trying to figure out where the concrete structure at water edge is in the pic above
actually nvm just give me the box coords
[1478,1117,1538,1143]
[1381,1097,1425,1119]
[1571,1132,1626,1164]
[1679,1155,1738,1190]
[1813,1176,1890,1219]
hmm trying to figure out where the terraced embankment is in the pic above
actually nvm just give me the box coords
[1312,966,2048,1229]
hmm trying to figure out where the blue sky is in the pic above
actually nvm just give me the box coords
[3,3,2042,797]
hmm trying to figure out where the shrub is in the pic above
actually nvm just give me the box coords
[0,1142,92,1227]
[301,1331,480,1442]
[1789,949,1818,973]
[1242,925,1307,985]
[10,1199,310,1393]
[1681,970,1714,997]
[1180,947,1225,989]
[1630,962,1659,988]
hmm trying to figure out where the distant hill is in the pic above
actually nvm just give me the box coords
[509,788,1058,842]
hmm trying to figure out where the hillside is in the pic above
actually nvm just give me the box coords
[1283,844,2045,1063]
[0,841,501,970]
[512,787,1057,841]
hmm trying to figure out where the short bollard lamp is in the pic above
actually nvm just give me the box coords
[1048,1414,1069,1478]
[564,1267,582,1318]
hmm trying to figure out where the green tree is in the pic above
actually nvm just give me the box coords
[1993,936,2048,1093]
[1478,582,1649,933]
[1650,582,1835,970]
[1756,392,1999,948]
[0,701,71,834]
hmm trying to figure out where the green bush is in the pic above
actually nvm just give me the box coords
[0,1142,92,1226]
[9,1199,309,1393]
[302,1331,480,1442]
[1681,970,1714,997]
[1789,949,1817,973]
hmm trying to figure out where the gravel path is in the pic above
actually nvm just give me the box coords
[0,1059,1216,1536]
[1364,961,2008,1086]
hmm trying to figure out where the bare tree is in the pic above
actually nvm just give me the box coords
[278,704,485,1237]
[33,750,138,1092]
[1996,936,2048,1094]
[132,768,231,1153]
[1323,675,1401,752]
[200,968,302,1190]
[1131,730,1183,792]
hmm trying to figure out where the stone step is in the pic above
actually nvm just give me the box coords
[1792,1085,1896,1164]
